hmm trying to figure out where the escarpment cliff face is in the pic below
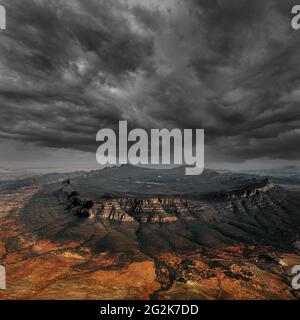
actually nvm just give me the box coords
[53,176,300,251]
[1,166,300,300]
[92,198,188,223]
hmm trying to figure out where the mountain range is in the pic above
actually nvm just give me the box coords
[0,165,300,299]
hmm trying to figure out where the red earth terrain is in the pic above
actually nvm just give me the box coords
[1,167,300,300]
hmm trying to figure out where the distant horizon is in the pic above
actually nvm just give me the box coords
[1,161,300,178]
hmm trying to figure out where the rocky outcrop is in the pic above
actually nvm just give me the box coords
[90,198,191,223]
[204,179,275,201]
[89,179,277,223]
[92,202,135,222]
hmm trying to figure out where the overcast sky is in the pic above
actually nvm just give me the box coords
[0,0,299,172]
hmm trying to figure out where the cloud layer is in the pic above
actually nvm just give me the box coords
[0,0,299,166]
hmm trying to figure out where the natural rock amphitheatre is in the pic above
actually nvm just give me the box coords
[1,166,300,299]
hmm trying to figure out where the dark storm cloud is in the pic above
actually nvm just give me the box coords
[0,0,299,163]
[0,0,155,151]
